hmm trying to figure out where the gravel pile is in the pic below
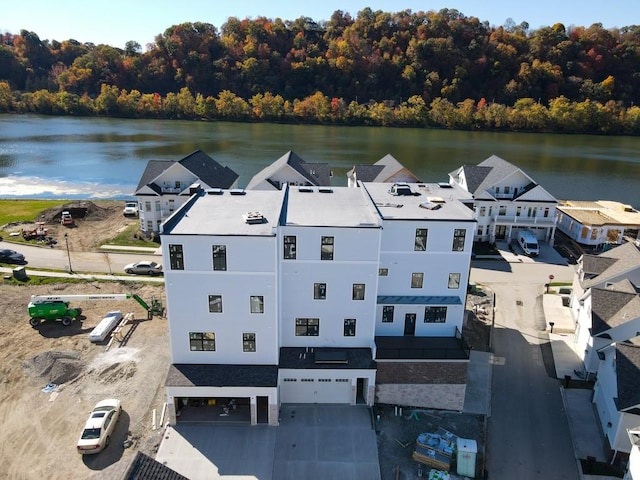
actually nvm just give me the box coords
[23,350,83,384]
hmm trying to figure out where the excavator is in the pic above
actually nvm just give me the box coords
[27,293,164,327]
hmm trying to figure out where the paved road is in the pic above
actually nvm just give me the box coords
[471,258,580,479]
[1,240,161,276]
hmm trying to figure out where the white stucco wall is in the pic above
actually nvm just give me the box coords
[279,225,380,347]
[164,234,279,364]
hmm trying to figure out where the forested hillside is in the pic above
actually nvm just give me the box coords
[1,8,639,133]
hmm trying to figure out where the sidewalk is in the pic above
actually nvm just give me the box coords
[99,244,162,254]
[0,265,164,283]
[549,327,615,479]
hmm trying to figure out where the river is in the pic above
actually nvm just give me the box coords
[0,114,639,206]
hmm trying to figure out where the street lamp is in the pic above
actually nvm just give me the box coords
[64,233,73,273]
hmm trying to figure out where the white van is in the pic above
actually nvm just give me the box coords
[517,230,540,256]
[89,311,123,343]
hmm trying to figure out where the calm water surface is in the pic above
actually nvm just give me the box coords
[0,114,638,205]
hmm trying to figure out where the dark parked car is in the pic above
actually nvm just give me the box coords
[0,249,26,264]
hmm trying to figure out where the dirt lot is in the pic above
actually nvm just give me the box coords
[0,281,169,480]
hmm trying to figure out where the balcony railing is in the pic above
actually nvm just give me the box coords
[479,214,556,226]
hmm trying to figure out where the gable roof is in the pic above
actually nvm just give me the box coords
[246,150,331,189]
[347,154,422,183]
[448,155,556,203]
[615,341,640,411]
[135,150,238,194]
[583,242,640,289]
[591,287,640,336]
[179,150,239,188]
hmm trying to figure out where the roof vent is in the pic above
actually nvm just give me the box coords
[207,188,223,195]
[389,183,418,196]
[318,187,333,193]
[438,182,453,188]
[419,201,443,210]
[230,189,246,195]
[426,196,445,204]
[243,211,264,224]
[299,187,313,193]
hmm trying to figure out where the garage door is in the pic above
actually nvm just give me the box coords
[280,378,352,404]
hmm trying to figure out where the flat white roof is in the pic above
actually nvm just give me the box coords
[362,182,475,221]
[284,186,381,228]
[165,189,285,236]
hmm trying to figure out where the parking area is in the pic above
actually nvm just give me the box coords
[155,405,380,480]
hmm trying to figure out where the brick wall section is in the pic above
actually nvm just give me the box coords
[375,361,468,384]
[375,384,466,410]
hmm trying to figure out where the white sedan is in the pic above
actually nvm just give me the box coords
[123,261,163,275]
[76,399,122,454]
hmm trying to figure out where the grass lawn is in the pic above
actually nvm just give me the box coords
[0,199,65,227]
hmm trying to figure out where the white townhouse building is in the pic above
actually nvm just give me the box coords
[594,338,640,459]
[277,185,382,405]
[347,154,422,187]
[135,150,238,234]
[626,428,640,480]
[571,242,640,377]
[362,182,476,410]
[246,150,331,190]
[449,155,558,245]
[160,179,476,425]
[162,188,285,426]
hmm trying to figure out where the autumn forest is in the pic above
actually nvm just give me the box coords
[1,8,640,134]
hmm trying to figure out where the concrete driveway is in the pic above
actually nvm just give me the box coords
[155,405,380,480]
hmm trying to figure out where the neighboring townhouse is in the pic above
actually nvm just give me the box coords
[556,200,640,248]
[571,242,640,376]
[594,338,640,459]
[362,181,476,411]
[347,154,422,187]
[245,150,331,190]
[135,150,238,234]
[449,155,558,245]
[160,179,476,425]
[626,428,640,480]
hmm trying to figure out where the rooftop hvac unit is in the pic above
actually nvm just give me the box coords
[243,211,264,224]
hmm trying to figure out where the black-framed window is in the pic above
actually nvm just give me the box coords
[295,318,319,336]
[448,273,461,289]
[344,319,356,336]
[208,295,223,313]
[168,244,184,270]
[314,283,327,300]
[452,229,466,251]
[321,236,334,260]
[189,332,215,351]
[424,306,447,323]
[243,333,256,352]
[415,228,428,251]
[352,283,365,300]
[411,272,424,288]
[212,245,227,271]
[379,268,388,276]
[382,306,394,323]
[284,235,296,259]
[250,295,264,314]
